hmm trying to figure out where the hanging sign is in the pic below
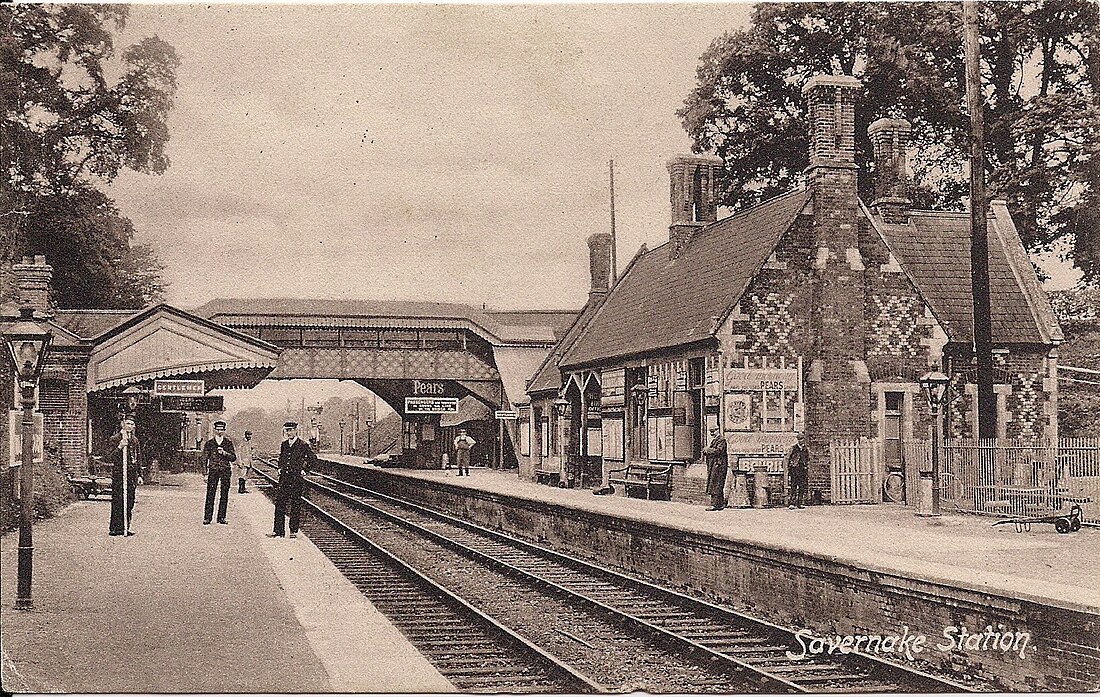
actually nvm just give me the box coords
[405,397,459,414]
[159,395,224,413]
[153,379,205,397]
[494,410,518,420]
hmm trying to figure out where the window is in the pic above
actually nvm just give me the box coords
[39,377,69,412]
[381,330,419,349]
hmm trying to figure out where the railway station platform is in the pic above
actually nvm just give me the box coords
[0,475,453,694]
[328,459,1100,610]
[323,457,1100,692]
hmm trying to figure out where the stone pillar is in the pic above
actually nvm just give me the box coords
[666,154,723,259]
[868,117,912,224]
[802,75,871,500]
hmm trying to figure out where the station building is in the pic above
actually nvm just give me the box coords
[518,75,1063,505]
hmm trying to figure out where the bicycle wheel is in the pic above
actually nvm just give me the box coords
[883,471,905,503]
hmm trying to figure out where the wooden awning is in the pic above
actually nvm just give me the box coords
[86,304,280,391]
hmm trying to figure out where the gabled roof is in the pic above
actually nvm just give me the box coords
[878,204,1062,345]
[561,189,811,368]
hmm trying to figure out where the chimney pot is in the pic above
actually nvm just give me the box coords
[666,153,723,259]
[802,75,861,171]
[868,117,912,224]
[11,255,54,317]
[586,232,612,300]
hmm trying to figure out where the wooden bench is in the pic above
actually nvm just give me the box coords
[608,463,673,500]
[535,469,560,486]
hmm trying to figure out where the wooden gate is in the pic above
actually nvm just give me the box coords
[829,438,883,504]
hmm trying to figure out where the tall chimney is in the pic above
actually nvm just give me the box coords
[12,255,54,317]
[666,154,723,259]
[801,74,870,484]
[587,232,612,302]
[868,117,912,224]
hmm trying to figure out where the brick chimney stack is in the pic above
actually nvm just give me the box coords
[868,117,912,224]
[12,255,54,318]
[587,232,612,303]
[802,75,870,489]
[666,154,723,259]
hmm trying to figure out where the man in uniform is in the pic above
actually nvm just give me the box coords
[453,429,475,476]
[107,414,141,536]
[202,420,237,524]
[703,425,728,511]
[269,421,316,538]
[787,432,810,509]
[236,430,254,493]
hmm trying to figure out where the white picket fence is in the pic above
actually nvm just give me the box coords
[827,436,1100,523]
[829,438,883,504]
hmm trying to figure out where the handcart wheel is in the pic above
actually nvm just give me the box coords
[1070,518,1081,532]
[1055,518,1070,534]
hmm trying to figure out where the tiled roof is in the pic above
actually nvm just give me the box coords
[881,209,1057,344]
[50,310,138,341]
[561,189,811,368]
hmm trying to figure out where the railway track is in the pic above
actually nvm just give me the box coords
[257,457,976,692]
[251,460,601,693]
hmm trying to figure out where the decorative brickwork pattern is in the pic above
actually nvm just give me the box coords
[868,293,923,357]
[743,291,795,355]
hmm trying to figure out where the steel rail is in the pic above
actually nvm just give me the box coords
[314,466,977,694]
[251,459,605,694]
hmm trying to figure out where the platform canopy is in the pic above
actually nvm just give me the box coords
[84,304,280,392]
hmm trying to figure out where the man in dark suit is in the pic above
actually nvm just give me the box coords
[787,432,810,509]
[202,420,237,525]
[703,425,729,511]
[107,414,142,536]
[269,421,316,539]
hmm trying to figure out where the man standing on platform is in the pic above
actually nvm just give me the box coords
[236,430,254,493]
[270,421,316,539]
[787,432,810,509]
[453,429,475,476]
[703,425,728,511]
[107,414,142,536]
[202,420,237,525]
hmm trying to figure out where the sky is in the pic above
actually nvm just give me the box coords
[107,3,764,314]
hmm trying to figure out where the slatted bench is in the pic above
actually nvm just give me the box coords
[608,463,673,500]
[535,469,560,486]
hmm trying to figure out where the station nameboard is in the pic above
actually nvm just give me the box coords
[723,368,800,392]
[153,379,205,397]
[159,395,224,413]
[405,397,459,414]
[494,410,518,420]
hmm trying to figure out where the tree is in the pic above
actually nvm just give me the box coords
[679,1,1100,283]
[1,5,179,308]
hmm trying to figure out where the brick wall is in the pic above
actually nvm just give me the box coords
[0,348,79,532]
[945,346,1055,441]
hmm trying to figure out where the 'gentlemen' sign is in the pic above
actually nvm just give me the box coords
[153,379,205,397]
[405,397,459,414]
[724,368,799,392]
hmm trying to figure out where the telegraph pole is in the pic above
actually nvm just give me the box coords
[609,159,618,281]
[963,0,996,440]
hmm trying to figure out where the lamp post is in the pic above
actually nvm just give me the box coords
[4,308,53,611]
[919,371,951,516]
[338,418,346,455]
